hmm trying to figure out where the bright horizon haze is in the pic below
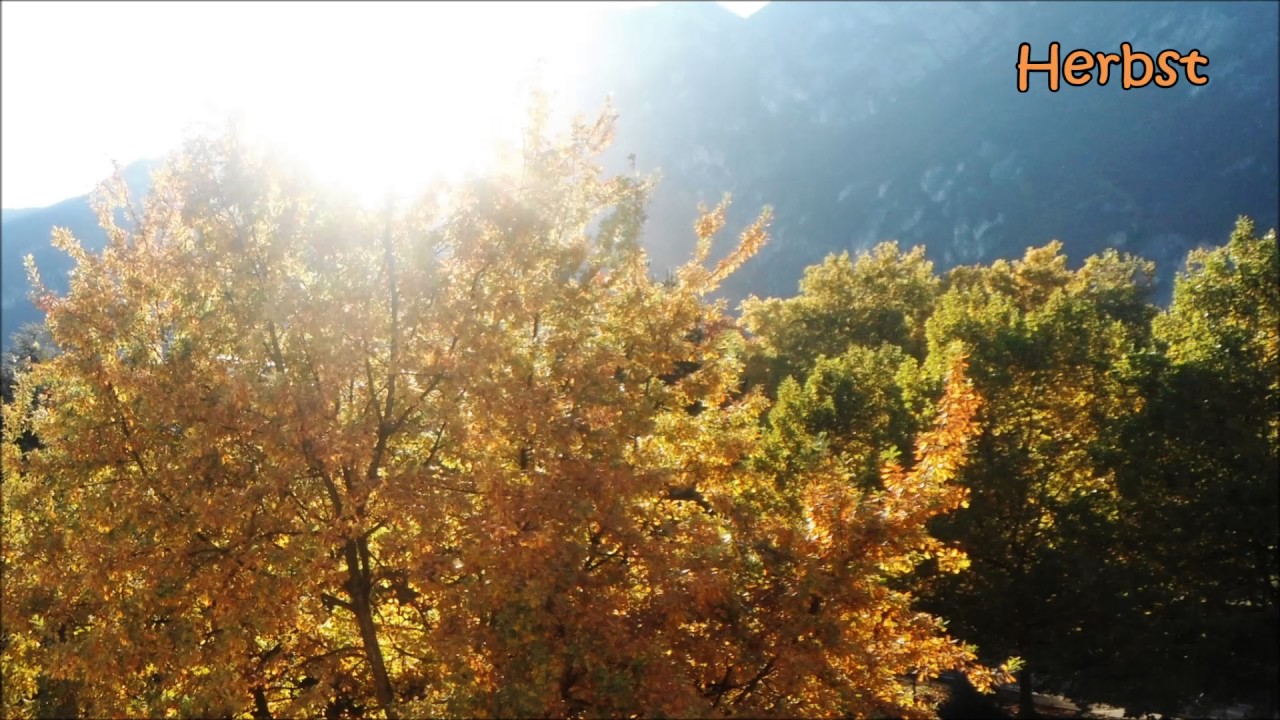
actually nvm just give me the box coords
[1,0,768,210]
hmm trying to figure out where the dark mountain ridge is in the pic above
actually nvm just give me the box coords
[1,159,157,344]
[3,2,1277,348]
[569,0,1278,303]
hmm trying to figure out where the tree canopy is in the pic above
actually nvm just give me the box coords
[739,228,1277,718]
[3,95,1275,720]
[2,105,1005,719]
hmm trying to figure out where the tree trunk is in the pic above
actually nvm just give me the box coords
[251,687,273,720]
[345,541,397,719]
[1017,666,1037,719]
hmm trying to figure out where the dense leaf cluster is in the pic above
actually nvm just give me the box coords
[2,102,1275,719]
[743,221,1277,718]
[2,107,1003,719]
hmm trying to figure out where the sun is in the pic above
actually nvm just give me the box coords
[4,1,771,209]
[216,2,606,208]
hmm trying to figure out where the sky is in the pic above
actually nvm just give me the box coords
[1,1,768,210]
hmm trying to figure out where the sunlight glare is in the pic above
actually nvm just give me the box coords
[218,3,604,207]
[2,1,759,209]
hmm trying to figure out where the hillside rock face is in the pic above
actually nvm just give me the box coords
[0,160,155,345]
[3,2,1276,346]
[568,0,1279,302]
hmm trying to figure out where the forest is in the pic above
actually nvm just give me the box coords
[1,105,1276,719]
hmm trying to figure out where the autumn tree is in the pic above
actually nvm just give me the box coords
[1,321,57,407]
[912,243,1156,717]
[756,343,922,492]
[741,241,941,391]
[741,240,940,503]
[0,323,65,716]
[2,102,1000,719]
[1093,218,1279,717]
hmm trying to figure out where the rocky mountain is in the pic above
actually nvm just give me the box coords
[3,2,1276,347]
[1,159,156,345]
[1,208,41,224]
[568,0,1279,303]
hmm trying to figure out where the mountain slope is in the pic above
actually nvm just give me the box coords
[569,0,1279,302]
[1,208,42,224]
[3,2,1276,347]
[1,159,157,345]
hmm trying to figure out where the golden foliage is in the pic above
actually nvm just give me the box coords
[2,103,990,719]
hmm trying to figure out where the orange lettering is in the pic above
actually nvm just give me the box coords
[1018,42,1060,92]
[1094,52,1121,85]
[1122,42,1155,89]
[1018,43,1207,92]
[1155,50,1180,87]
[1180,49,1210,85]
[1064,50,1095,85]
